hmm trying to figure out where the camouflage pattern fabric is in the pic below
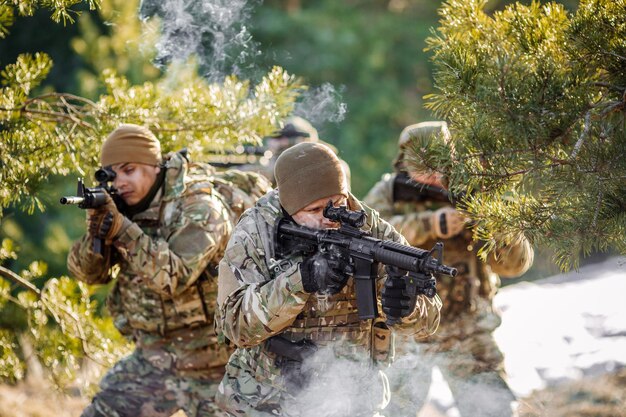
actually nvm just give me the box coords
[68,151,272,417]
[80,349,226,417]
[214,189,442,416]
[364,172,534,417]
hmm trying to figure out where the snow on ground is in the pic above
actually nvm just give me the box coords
[494,256,626,398]
[419,256,626,416]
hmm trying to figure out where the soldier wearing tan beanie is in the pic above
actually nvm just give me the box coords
[68,122,271,417]
[100,123,162,167]
[274,142,349,216]
[215,137,442,417]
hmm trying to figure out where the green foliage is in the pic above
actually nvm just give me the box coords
[0,4,14,39]
[251,1,442,197]
[0,0,303,390]
[0,60,301,216]
[0,238,131,389]
[70,0,161,98]
[4,0,99,26]
[410,0,625,269]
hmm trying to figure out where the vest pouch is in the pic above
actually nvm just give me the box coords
[371,318,393,363]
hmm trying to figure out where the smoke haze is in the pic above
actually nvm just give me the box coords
[138,0,347,126]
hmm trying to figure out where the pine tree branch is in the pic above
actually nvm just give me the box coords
[592,189,603,229]
[0,93,99,129]
[592,82,625,93]
[0,265,40,294]
[570,111,592,160]
[0,266,112,367]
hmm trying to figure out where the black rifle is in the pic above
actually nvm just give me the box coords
[60,168,118,254]
[275,202,457,324]
[393,171,456,204]
[206,145,272,169]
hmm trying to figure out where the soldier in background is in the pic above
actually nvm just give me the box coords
[214,142,441,416]
[67,124,271,417]
[209,116,351,187]
[363,121,534,417]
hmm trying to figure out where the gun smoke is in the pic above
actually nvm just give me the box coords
[138,0,347,128]
[139,0,261,81]
[284,345,389,417]
[293,83,348,126]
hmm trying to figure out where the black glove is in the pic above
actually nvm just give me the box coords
[382,266,417,323]
[300,250,352,295]
[86,193,126,242]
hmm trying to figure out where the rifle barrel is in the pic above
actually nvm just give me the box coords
[60,196,84,205]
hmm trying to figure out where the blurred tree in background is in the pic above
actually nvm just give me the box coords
[253,0,440,197]
[251,0,579,197]
[407,0,624,269]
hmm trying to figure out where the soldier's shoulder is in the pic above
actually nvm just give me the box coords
[235,190,281,227]
[214,169,272,195]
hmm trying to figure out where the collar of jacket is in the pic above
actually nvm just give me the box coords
[127,151,191,222]
[161,151,192,201]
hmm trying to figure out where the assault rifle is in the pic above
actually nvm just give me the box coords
[60,168,118,254]
[393,171,457,204]
[275,202,457,324]
[206,145,271,169]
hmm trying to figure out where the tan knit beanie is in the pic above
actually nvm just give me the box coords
[100,124,161,167]
[275,142,348,215]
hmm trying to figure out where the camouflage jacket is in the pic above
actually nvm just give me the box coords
[214,190,441,405]
[364,172,533,343]
[67,152,271,373]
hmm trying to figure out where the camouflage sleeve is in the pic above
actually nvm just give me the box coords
[487,233,535,278]
[367,207,442,337]
[363,174,436,246]
[363,174,396,219]
[216,213,311,348]
[387,211,436,247]
[112,191,231,297]
[66,234,112,285]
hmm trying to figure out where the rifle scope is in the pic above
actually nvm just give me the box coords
[323,201,366,228]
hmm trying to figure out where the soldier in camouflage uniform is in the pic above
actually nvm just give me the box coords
[211,116,351,187]
[214,142,442,417]
[364,121,534,417]
[67,124,271,417]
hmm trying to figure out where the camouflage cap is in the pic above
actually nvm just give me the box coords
[274,142,348,215]
[394,121,451,172]
[101,124,161,167]
[398,121,450,149]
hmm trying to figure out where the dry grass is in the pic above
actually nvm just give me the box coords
[2,369,624,417]
[0,383,88,417]
[519,368,626,417]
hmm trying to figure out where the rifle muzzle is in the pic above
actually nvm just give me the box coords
[60,196,85,205]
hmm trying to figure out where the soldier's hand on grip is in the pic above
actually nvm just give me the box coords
[382,266,417,323]
[432,207,466,239]
[300,250,352,295]
[87,193,125,243]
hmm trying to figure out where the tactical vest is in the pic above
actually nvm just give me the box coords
[112,158,271,338]
[241,196,394,388]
